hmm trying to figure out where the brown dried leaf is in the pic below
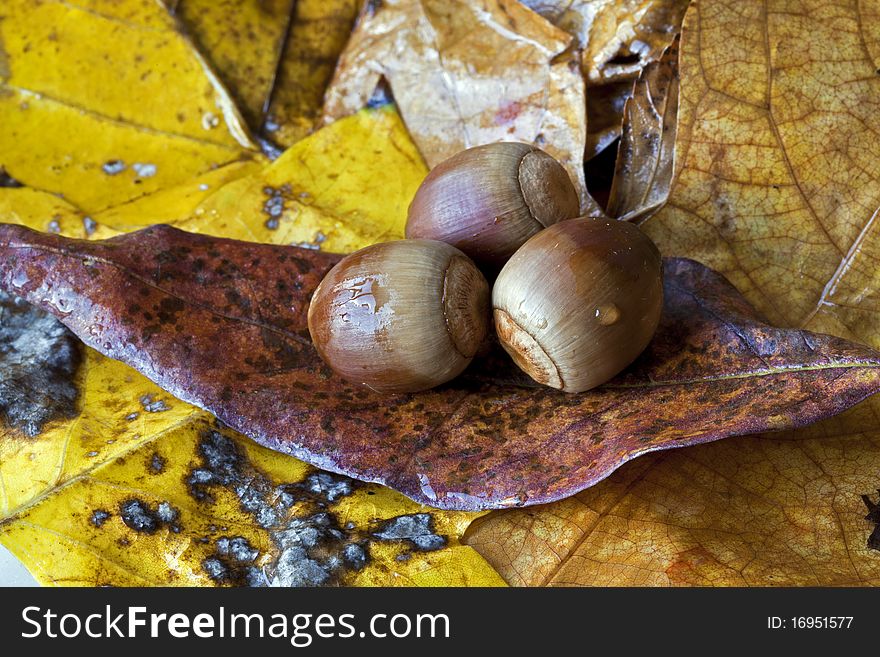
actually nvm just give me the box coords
[464,418,880,586]
[523,0,688,159]
[606,35,679,222]
[322,0,593,208]
[641,0,880,334]
[1,225,879,511]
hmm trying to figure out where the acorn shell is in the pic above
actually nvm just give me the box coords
[307,240,490,394]
[492,218,663,393]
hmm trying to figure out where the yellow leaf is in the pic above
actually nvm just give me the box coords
[166,0,359,146]
[0,0,257,212]
[0,379,504,586]
[0,187,88,238]
[0,347,197,521]
[95,105,429,253]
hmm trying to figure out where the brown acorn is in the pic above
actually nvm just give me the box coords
[406,142,580,270]
[492,218,663,393]
[307,240,490,394]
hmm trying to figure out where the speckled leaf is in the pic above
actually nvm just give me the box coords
[464,0,880,586]
[92,105,427,254]
[162,0,359,147]
[0,412,503,586]
[607,35,679,222]
[2,224,879,510]
[323,0,594,210]
[0,0,257,213]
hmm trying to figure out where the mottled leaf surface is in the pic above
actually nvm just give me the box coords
[2,225,879,511]
[1,413,503,587]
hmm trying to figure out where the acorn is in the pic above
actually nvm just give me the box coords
[307,240,490,394]
[492,218,663,393]
[406,142,580,270]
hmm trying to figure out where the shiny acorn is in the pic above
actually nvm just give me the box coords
[307,240,490,394]
[492,218,663,393]
[406,142,580,270]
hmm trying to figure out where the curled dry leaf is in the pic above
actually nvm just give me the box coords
[606,35,679,222]
[2,224,880,511]
[323,0,593,209]
[164,0,360,147]
[522,0,688,159]
[0,0,256,213]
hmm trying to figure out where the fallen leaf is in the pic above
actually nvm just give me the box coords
[263,0,361,147]
[606,35,679,222]
[93,105,428,254]
[464,421,880,586]
[322,0,592,207]
[1,412,504,586]
[0,187,90,239]
[162,0,297,134]
[523,0,688,159]
[164,0,359,147]
[641,0,880,334]
[521,0,687,82]
[0,278,501,587]
[0,0,257,212]
[465,0,880,586]
[2,224,879,511]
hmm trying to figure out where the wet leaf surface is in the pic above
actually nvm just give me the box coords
[0,408,503,586]
[322,0,592,207]
[0,292,81,437]
[164,0,359,148]
[2,224,880,511]
[92,105,427,254]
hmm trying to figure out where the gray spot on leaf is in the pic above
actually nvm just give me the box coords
[0,292,81,437]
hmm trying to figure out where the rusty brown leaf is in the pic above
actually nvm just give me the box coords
[1,224,879,511]
[606,35,679,222]
[322,0,593,208]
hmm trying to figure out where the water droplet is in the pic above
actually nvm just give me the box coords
[595,303,621,326]
[536,317,548,329]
